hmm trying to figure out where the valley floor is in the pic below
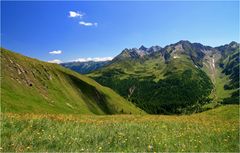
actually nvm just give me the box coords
[1,105,239,152]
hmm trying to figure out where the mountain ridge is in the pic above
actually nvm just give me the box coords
[61,61,110,74]
[61,41,238,74]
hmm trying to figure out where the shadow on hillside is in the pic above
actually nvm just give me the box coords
[63,72,112,114]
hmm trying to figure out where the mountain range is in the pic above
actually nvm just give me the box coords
[61,61,110,74]
[85,40,239,114]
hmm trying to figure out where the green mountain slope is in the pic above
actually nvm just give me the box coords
[88,41,215,114]
[201,41,239,105]
[219,42,239,89]
[217,42,239,104]
[1,48,144,115]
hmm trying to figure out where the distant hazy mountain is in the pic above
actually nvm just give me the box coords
[114,45,162,60]
[1,48,144,114]
[61,61,110,74]
[88,41,239,114]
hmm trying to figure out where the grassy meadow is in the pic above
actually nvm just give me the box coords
[1,105,239,152]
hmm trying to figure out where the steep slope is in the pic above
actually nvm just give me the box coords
[61,61,110,74]
[201,41,239,105]
[1,48,144,115]
[217,42,239,89]
[88,41,215,114]
[216,42,239,104]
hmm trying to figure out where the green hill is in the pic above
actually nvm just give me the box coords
[1,48,144,115]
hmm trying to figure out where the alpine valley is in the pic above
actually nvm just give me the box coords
[2,1,239,152]
[61,40,239,114]
[2,40,239,115]
[1,41,239,152]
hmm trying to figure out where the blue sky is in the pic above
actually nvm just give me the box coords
[1,1,239,63]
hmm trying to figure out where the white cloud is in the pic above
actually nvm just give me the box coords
[69,11,83,18]
[73,57,113,62]
[79,21,98,27]
[49,50,62,55]
[48,59,62,64]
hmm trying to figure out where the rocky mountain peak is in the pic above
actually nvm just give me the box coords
[147,45,162,52]
[177,40,191,45]
[229,41,239,48]
[139,45,148,51]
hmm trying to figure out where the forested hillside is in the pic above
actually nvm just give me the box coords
[88,41,239,114]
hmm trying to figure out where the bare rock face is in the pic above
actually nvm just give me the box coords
[139,45,148,51]
[128,86,136,98]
